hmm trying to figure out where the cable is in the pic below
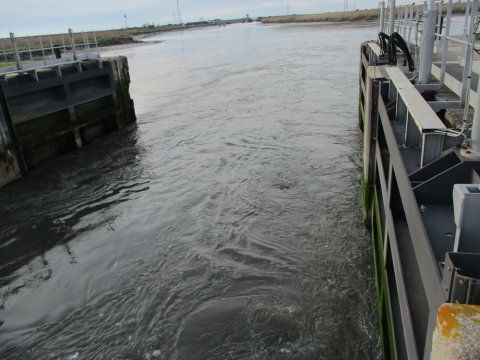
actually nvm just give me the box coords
[390,32,415,71]
[378,32,390,55]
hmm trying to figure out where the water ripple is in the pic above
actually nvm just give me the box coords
[0,23,379,359]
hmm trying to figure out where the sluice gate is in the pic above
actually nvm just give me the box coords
[0,30,136,187]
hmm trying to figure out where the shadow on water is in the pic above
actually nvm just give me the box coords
[0,126,144,293]
[0,23,381,359]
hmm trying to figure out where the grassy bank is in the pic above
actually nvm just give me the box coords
[261,3,468,24]
[92,24,192,46]
[262,9,379,23]
[0,23,211,53]
[0,61,16,68]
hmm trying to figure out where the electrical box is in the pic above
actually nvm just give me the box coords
[453,184,480,253]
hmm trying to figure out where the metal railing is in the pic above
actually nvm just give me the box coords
[377,0,480,154]
[0,29,100,74]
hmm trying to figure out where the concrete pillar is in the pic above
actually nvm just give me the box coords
[430,304,480,360]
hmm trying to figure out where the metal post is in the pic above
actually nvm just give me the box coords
[39,36,45,61]
[61,35,67,53]
[397,5,401,34]
[460,0,478,105]
[1,42,7,62]
[437,2,443,40]
[439,0,453,87]
[469,11,480,154]
[9,32,22,70]
[464,0,471,40]
[407,4,414,47]
[379,1,386,34]
[419,0,437,84]
[395,2,400,32]
[68,28,77,61]
[399,6,403,35]
[471,72,480,153]
[389,0,396,35]
[462,0,471,55]
[26,37,33,61]
[93,32,98,48]
[49,36,54,57]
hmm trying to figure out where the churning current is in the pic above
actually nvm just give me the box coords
[0,23,380,359]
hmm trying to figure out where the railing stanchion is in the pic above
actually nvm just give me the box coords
[379,2,386,34]
[440,0,453,87]
[69,28,77,61]
[389,0,396,36]
[9,32,23,70]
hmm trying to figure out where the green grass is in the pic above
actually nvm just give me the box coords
[0,61,16,68]
[0,23,207,52]
[262,2,468,24]
[262,9,379,23]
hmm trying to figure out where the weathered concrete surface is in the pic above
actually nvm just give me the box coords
[431,304,480,360]
[0,56,136,186]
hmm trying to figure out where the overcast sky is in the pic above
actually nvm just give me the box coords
[3,0,392,36]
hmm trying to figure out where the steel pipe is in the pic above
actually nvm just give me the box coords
[419,0,437,84]
[388,0,396,35]
[379,1,385,34]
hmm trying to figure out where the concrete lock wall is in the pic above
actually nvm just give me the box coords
[0,56,136,187]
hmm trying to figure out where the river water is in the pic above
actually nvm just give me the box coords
[0,23,380,359]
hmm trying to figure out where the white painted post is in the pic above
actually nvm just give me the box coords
[439,0,453,87]
[68,28,77,61]
[471,47,480,153]
[399,6,403,35]
[38,36,46,62]
[407,4,414,47]
[419,0,437,84]
[389,0,396,35]
[1,41,7,62]
[395,2,400,32]
[461,0,478,105]
[83,32,88,49]
[26,37,33,61]
[379,1,386,33]
[464,0,471,40]
[9,32,22,70]
[49,36,54,58]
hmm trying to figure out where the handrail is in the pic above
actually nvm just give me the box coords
[0,29,99,73]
